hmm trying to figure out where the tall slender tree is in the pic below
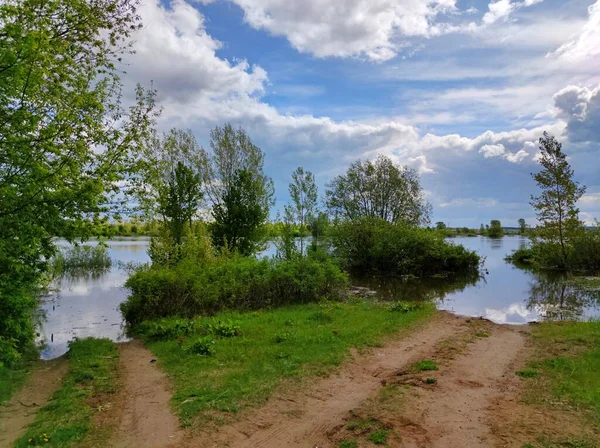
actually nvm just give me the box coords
[531,132,585,266]
[289,167,318,254]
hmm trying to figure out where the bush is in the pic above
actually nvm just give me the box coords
[330,217,480,277]
[50,244,111,276]
[185,337,214,356]
[121,255,348,325]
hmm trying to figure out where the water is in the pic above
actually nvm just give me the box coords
[39,236,600,359]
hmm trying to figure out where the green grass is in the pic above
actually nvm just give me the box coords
[414,359,438,371]
[139,300,435,428]
[516,369,539,379]
[368,430,389,445]
[526,320,600,422]
[0,348,39,405]
[339,441,358,448]
[14,338,119,448]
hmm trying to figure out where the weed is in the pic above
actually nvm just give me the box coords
[339,441,358,448]
[425,377,437,384]
[185,337,215,356]
[415,359,438,371]
[388,301,421,313]
[368,430,389,445]
[209,319,241,338]
[516,369,539,379]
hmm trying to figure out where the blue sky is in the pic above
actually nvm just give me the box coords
[123,0,600,226]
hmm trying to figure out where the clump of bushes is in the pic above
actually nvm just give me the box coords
[121,255,348,325]
[330,217,481,277]
[50,244,111,276]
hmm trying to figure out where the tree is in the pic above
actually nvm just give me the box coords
[488,220,504,238]
[288,167,317,254]
[157,162,202,246]
[133,129,208,223]
[275,205,299,260]
[0,0,157,362]
[326,155,431,225]
[479,224,485,234]
[436,222,447,230]
[212,170,271,256]
[531,132,585,266]
[208,125,274,255]
[518,218,527,234]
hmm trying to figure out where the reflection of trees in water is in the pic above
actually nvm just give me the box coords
[526,274,600,321]
[489,238,503,250]
[349,274,480,303]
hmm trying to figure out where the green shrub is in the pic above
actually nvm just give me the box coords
[330,217,480,277]
[388,301,422,313]
[415,359,438,371]
[122,255,348,325]
[209,319,242,337]
[369,430,389,445]
[50,244,111,276]
[185,336,214,356]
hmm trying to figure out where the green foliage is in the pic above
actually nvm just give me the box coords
[288,167,318,254]
[14,338,119,448]
[526,321,600,422]
[331,217,481,277]
[326,155,431,225]
[148,223,214,267]
[0,0,157,363]
[415,360,438,371]
[185,337,215,356]
[50,245,112,277]
[388,301,422,313]
[488,220,504,238]
[122,255,348,325]
[339,441,358,448]
[506,247,536,265]
[530,133,586,267]
[209,319,242,338]
[519,218,528,234]
[209,125,274,256]
[368,430,390,445]
[0,349,36,403]
[436,222,447,230]
[516,369,539,378]
[137,300,434,429]
[425,377,437,384]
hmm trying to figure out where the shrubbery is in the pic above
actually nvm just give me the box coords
[121,254,348,325]
[330,217,481,277]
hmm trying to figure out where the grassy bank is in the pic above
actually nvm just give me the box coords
[136,299,435,429]
[0,355,36,405]
[519,320,600,447]
[14,338,119,448]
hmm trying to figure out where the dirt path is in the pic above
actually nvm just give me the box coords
[391,323,527,448]
[107,340,185,448]
[192,313,470,448]
[0,358,67,447]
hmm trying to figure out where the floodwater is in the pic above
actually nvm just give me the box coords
[39,236,600,359]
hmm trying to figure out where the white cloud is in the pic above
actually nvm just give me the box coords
[482,0,543,25]
[550,0,600,63]
[505,149,529,163]
[553,84,600,142]
[480,143,506,158]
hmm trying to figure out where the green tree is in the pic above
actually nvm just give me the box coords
[531,132,585,266]
[157,162,202,246]
[288,167,317,254]
[479,224,485,235]
[275,206,299,260]
[0,0,157,362]
[310,212,330,241]
[325,155,431,225]
[488,220,504,238]
[209,125,274,255]
[212,170,271,256]
[436,222,447,230]
[518,218,527,234]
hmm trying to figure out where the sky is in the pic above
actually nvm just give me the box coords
[121,0,600,227]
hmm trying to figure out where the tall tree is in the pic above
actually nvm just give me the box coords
[0,0,157,362]
[289,167,317,254]
[531,132,585,265]
[488,220,504,238]
[325,155,431,225]
[518,218,527,234]
[209,125,274,255]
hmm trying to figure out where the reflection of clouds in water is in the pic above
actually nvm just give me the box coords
[485,303,536,324]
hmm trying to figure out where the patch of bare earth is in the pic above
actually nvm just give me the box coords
[106,340,185,448]
[187,312,470,448]
[0,357,67,447]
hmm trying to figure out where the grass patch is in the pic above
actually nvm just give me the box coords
[368,429,390,445]
[51,245,112,277]
[338,441,358,448]
[14,338,119,448]
[414,359,438,371]
[138,300,434,429]
[0,353,37,405]
[516,369,539,379]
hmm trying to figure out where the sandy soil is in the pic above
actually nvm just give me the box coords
[107,340,185,448]
[0,358,67,447]
[186,312,471,448]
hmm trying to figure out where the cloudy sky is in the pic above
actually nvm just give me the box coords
[123,0,600,226]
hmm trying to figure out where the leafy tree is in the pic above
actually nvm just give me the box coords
[479,224,485,234]
[531,132,585,266]
[208,125,274,254]
[325,155,431,226]
[212,170,271,256]
[133,129,208,223]
[310,212,330,241]
[275,206,299,260]
[157,162,202,246]
[488,220,504,238]
[518,218,527,234]
[288,167,317,254]
[0,0,157,362]
[436,222,447,230]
